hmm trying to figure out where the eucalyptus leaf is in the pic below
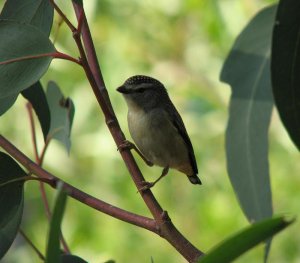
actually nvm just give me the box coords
[0,20,55,99]
[198,216,294,263]
[271,1,300,150]
[46,81,75,153]
[22,82,50,140]
[61,254,88,263]
[220,5,276,222]
[45,182,67,263]
[0,152,26,259]
[0,0,54,115]
[220,5,276,260]
[0,93,18,116]
[0,0,54,36]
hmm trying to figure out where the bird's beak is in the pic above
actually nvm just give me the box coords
[116,85,128,94]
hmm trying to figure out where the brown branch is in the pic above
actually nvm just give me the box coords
[0,135,156,233]
[72,0,163,222]
[71,2,203,262]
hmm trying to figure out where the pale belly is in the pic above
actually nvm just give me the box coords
[128,108,191,174]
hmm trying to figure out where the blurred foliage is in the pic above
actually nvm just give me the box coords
[1,0,299,263]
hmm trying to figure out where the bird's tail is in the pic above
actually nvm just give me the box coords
[187,175,202,185]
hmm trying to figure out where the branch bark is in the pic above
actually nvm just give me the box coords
[0,135,156,233]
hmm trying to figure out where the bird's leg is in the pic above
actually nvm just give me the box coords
[118,140,153,166]
[139,166,169,192]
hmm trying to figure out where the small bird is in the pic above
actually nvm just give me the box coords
[117,75,201,188]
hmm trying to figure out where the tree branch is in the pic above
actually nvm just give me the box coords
[71,2,203,262]
[0,135,156,233]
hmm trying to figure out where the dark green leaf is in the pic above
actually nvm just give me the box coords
[198,216,294,263]
[0,152,26,259]
[220,6,276,222]
[220,6,276,259]
[45,182,68,263]
[0,20,55,99]
[61,254,88,263]
[0,0,54,36]
[271,1,300,150]
[22,82,50,140]
[0,1,54,116]
[46,81,75,153]
[0,93,18,116]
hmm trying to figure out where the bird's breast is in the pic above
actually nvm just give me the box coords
[127,108,191,174]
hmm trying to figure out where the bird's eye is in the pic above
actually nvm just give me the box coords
[136,88,146,93]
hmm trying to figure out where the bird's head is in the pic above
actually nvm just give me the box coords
[117,75,168,111]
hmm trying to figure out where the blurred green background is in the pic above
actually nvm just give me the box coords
[1,0,300,262]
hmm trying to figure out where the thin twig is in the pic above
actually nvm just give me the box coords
[49,0,76,32]
[19,229,45,261]
[38,138,51,167]
[26,100,70,253]
[26,103,53,220]
[26,103,39,161]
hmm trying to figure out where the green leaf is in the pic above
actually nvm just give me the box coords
[271,1,300,150]
[220,6,276,260]
[22,82,50,140]
[220,6,276,221]
[198,216,294,263]
[0,93,18,116]
[0,20,55,99]
[0,1,54,115]
[61,254,88,263]
[46,81,75,153]
[45,182,68,263]
[0,0,54,36]
[0,152,26,260]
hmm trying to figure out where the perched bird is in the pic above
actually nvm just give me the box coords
[117,75,201,188]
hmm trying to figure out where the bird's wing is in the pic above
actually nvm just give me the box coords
[165,101,198,175]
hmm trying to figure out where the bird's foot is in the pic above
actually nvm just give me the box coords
[137,181,155,193]
[118,140,153,166]
[117,140,133,151]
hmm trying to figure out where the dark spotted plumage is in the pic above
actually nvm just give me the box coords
[124,75,164,87]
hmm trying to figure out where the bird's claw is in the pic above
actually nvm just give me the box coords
[137,181,155,193]
[118,140,153,167]
[117,140,133,151]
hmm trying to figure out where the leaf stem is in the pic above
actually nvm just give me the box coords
[0,52,81,66]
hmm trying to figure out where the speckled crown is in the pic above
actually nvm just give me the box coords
[124,75,163,86]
